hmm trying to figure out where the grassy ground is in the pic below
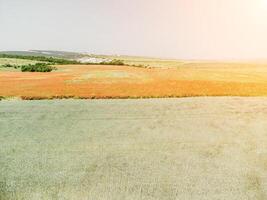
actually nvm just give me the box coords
[0,58,43,72]
[1,98,267,199]
[0,58,41,66]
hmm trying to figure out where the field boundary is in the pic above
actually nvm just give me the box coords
[0,94,266,101]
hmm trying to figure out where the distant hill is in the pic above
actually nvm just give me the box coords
[0,50,186,68]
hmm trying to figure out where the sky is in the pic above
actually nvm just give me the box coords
[1,0,267,60]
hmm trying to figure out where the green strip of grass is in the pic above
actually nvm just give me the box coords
[1,63,57,72]
[0,54,80,65]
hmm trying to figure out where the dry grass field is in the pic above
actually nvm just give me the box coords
[1,97,267,199]
[1,62,267,99]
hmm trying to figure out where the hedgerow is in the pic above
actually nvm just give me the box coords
[21,63,56,72]
[0,54,80,65]
[100,59,125,65]
[1,63,56,72]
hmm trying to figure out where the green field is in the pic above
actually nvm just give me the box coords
[0,58,41,66]
[1,98,267,200]
[0,58,42,71]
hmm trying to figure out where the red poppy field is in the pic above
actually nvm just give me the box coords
[1,63,267,99]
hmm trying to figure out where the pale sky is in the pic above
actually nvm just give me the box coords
[1,0,267,60]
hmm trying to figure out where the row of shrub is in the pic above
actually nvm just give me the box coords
[131,64,150,68]
[0,54,80,65]
[0,54,135,72]
[100,59,124,65]
[0,54,128,66]
[1,63,56,72]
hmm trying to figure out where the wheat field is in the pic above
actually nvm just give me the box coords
[1,98,267,199]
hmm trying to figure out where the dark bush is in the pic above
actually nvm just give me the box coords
[21,63,56,72]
